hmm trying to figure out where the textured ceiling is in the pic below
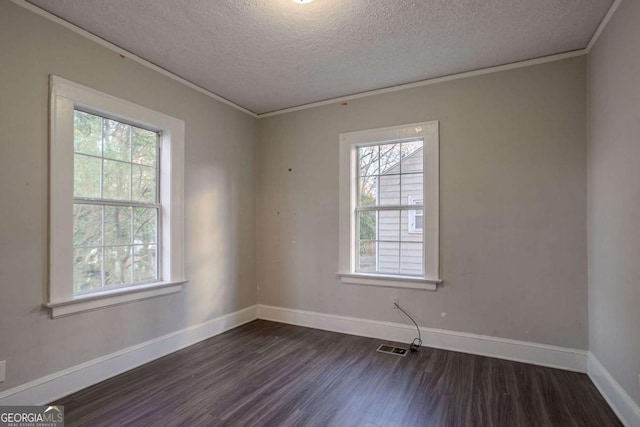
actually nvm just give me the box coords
[28,0,612,114]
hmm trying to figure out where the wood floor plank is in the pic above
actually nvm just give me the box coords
[52,320,622,427]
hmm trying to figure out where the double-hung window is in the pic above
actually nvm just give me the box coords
[48,76,186,317]
[338,121,440,290]
[73,111,160,292]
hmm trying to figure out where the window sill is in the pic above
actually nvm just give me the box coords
[44,280,187,318]
[336,272,440,291]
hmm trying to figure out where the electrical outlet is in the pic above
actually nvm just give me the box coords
[393,298,399,308]
[0,361,5,383]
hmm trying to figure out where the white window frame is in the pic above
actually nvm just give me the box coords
[337,121,441,291]
[407,195,423,234]
[47,76,187,317]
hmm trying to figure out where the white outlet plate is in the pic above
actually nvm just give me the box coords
[0,361,5,383]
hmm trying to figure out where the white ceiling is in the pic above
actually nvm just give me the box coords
[28,0,612,114]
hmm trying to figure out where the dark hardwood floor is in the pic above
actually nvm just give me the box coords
[53,320,621,427]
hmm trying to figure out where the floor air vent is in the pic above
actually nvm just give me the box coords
[376,344,408,357]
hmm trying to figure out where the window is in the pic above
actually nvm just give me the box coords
[73,111,160,293]
[407,196,423,234]
[337,122,440,290]
[48,76,186,317]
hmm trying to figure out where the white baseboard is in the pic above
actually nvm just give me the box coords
[10,302,632,421]
[257,304,588,373]
[0,305,258,405]
[587,353,640,427]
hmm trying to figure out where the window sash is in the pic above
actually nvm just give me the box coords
[355,140,423,210]
[355,207,425,277]
[73,199,163,295]
[73,111,161,294]
[73,110,161,204]
[354,140,425,277]
[338,121,439,288]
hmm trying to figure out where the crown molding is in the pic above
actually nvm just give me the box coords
[14,0,617,120]
[256,50,586,118]
[586,0,622,53]
[9,0,259,118]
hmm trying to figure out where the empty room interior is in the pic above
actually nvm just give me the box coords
[1,0,639,425]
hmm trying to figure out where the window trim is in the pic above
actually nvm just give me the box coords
[47,75,187,317]
[337,121,441,291]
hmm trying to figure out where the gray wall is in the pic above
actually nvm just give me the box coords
[0,1,257,392]
[257,57,588,349]
[0,0,599,397]
[588,0,640,406]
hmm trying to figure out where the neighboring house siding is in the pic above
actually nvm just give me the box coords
[378,148,423,276]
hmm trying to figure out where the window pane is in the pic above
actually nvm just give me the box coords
[378,173,400,205]
[404,209,424,235]
[132,128,157,167]
[74,154,101,198]
[132,164,156,203]
[134,207,157,244]
[401,173,423,202]
[104,206,132,245]
[73,247,102,293]
[415,212,424,230]
[378,241,400,275]
[103,159,131,200]
[104,246,133,286]
[400,242,423,276]
[379,143,401,175]
[73,204,102,247]
[378,210,400,241]
[133,244,157,282]
[74,111,102,156]
[103,119,131,162]
[358,175,377,207]
[358,211,377,241]
[401,140,423,173]
[358,145,379,176]
[358,240,376,272]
